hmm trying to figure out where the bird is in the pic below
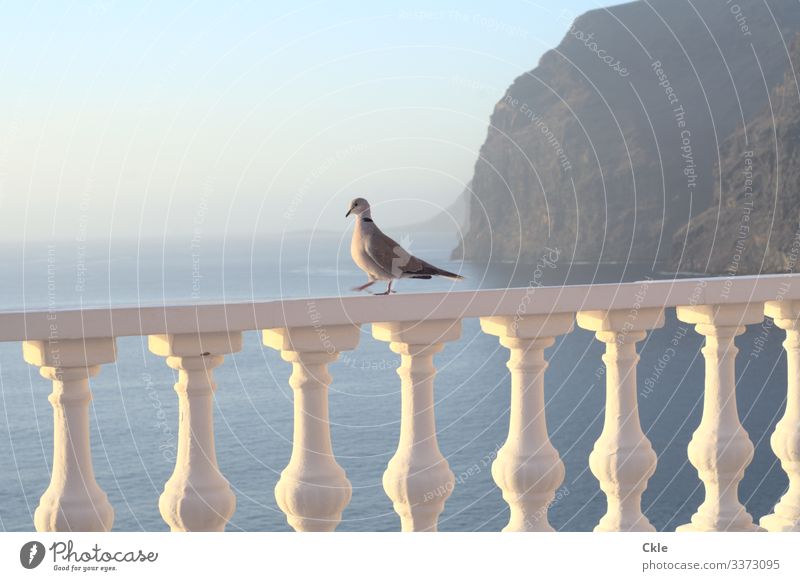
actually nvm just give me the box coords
[346,197,464,294]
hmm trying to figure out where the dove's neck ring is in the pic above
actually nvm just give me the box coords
[359,207,373,222]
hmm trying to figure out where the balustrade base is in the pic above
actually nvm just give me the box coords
[595,519,655,533]
[34,494,114,533]
[759,512,800,532]
[285,516,343,532]
[677,514,764,532]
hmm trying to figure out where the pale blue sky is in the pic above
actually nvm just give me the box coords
[0,0,603,241]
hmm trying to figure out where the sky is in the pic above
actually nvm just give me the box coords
[0,0,602,241]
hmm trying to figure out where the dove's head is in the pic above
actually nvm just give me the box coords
[345,197,371,218]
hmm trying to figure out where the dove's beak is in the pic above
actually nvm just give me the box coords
[345,208,352,217]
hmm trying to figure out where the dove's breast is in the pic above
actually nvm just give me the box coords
[351,223,392,280]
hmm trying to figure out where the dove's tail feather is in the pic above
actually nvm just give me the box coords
[404,263,464,280]
[435,269,464,280]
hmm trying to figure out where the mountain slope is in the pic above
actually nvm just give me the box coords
[673,34,800,274]
[455,0,800,267]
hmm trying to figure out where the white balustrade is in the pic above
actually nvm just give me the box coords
[480,313,573,531]
[372,319,461,532]
[23,338,117,532]
[576,308,664,532]
[148,332,240,532]
[4,276,800,532]
[263,324,360,532]
[676,304,763,532]
[760,300,800,532]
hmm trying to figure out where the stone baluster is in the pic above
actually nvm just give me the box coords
[760,300,800,532]
[576,308,664,531]
[372,319,461,532]
[263,324,360,532]
[676,303,764,532]
[148,332,240,532]
[480,313,574,532]
[23,338,117,532]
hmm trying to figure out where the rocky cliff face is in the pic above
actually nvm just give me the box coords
[456,0,800,269]
[673,34,800,274]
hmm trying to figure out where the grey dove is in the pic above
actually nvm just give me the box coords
[346,197,463,294]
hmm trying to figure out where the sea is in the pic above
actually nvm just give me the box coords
[0,232,790,532]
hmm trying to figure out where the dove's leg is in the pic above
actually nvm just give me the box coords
[374,280,395,295]
[352,279,377,292]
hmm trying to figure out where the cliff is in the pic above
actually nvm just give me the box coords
[455,0,800,268]
[672,34,800,274]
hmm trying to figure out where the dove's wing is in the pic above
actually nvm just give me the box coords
[363,227,411,278]
[363,225,462,280]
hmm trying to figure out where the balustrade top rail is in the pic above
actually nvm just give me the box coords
[1,273,798,342]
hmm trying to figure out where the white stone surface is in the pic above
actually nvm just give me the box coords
[675,304,763,532]
[149,332,241,531]
[3,274,796,342]
[373,319,461,531]
[577,308,664,532]
[761,300,800,532]
[23,338,117,532]
[4,276,800,533]
[264,324,360,532]
[481,313,573,531]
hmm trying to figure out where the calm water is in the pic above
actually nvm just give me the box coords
[0,234,790,531]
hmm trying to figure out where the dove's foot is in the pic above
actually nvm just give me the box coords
[372,281,395,295]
